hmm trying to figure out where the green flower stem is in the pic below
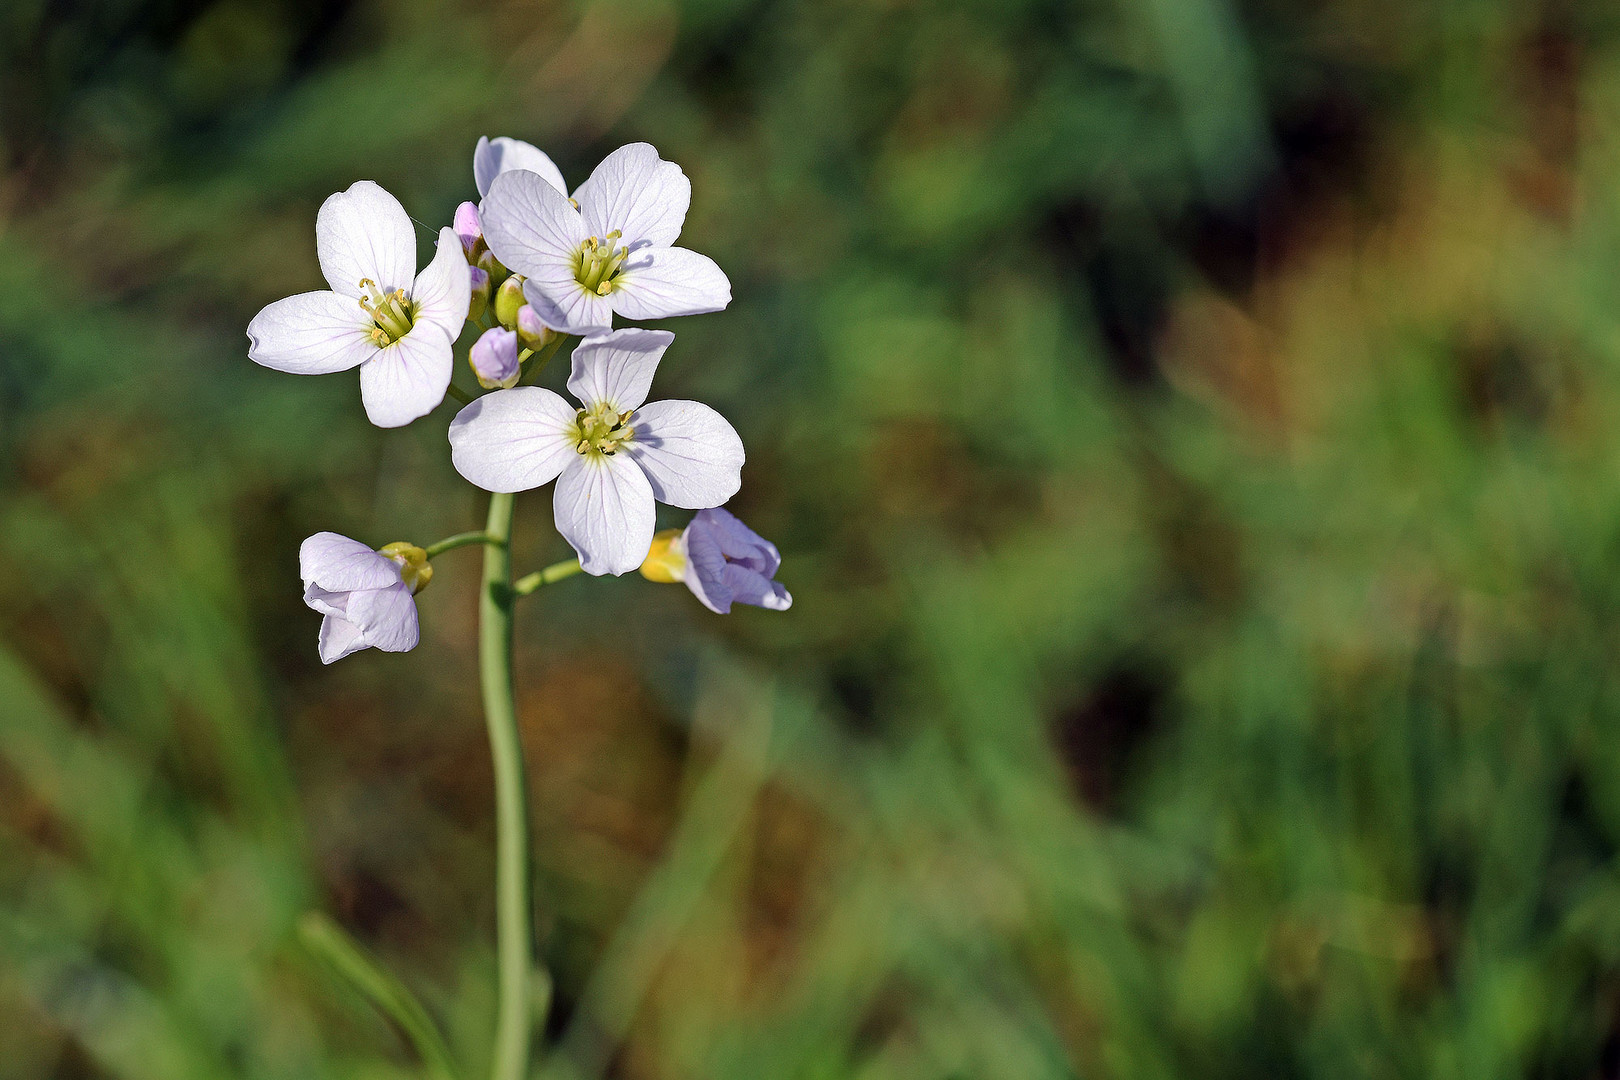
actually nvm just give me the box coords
[446,382,474,405]
[297,912,459,1080]
[513,558,584,597]
[424,531,496,559]
[519,333,571,385]
[479,491,532,1080]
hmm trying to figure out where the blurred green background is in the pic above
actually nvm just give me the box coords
[8,0,1620,1076]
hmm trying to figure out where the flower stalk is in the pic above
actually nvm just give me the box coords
[478,490,532,1080]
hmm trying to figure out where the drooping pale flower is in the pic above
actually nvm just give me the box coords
[300,532,431,664]
[640,508,792,614]
[479,143,731,335]
[448,328,744,575]
[248,182,471,428]
[470,327,520,389]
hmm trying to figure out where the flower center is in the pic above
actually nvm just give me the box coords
[572,401,636,457]
[357,278,416,346]
[573,231,629,296]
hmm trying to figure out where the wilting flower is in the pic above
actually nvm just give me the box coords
[640,508,792,614]
[449,328,743,575]
[480,143,731,335]
[470,327,520,389]
[300,532,429,664]
[248,181,471,428]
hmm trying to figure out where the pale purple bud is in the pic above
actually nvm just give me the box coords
[516,304,553,350]
[299,532,421,664]
[680,508,791,614]
[468,266,491,321]
[454,201,483,258]
[470,327,520,389]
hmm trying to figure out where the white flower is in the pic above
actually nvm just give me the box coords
[247,181,471,428]
[300,532,422,664]
[479,143,731,335]
[448,329,744,575]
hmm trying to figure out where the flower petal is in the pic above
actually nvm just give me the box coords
[411,227,472,341]
[248,291,378,374]
[609,247,731,321]
[623,400,744,509]
[573,143,690,250]
[347,581,420,653]
[723,563,792,610]
[448,387,580,493]
[481,169,588,279]
[358,326,453,428]
[521,275,615,336]
[317,181,418,298]
[318,614,369,664]
[566,328,673,412]
[300,532,401,591]
[475,136,569,199]
[552,454,657,576]
[694,507,781,576]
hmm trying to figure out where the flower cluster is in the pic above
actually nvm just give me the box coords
[251,137,790,660]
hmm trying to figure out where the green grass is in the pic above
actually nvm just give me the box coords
[7,0,1620,1077]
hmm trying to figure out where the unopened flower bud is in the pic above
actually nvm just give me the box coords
[377,541,433,594]
[454,201,484,260]
[467,266,491,322]
[516,304,555,351]
[470,327,520,389]
[477,248,508,288]
[493,274,525,330]
[639,529,687,583]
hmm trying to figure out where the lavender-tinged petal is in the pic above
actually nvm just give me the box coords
[475,136,568,200]
[692,507,782,576]
[680,518,732,613]
[316,181,417,298]
[552,454,657,576]
[358,326,454,428]
[300,532,402,592]
[623,400,744,509]
[318,614,369,664]
[608,247,731,321]
[565,328,672,412]
[520,273,614,336]
[247,291,378,374]
[346,581,420,653]
[481,169,588,280]
[573,143,690,250]
[411,228,472,341]
[448,387,580,493]
[721,562,792,610]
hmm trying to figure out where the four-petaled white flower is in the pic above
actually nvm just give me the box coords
[448,328,744,575]
[248,181,471,428]
[480,143,731,335]
[300,532,422,664]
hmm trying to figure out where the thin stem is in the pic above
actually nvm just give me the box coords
[513,558,584,597]
[298,912,459,1080]
[479,492,532,1080]
[447,382,474,405]
[519,333,571,385]
[424,531,496,559]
